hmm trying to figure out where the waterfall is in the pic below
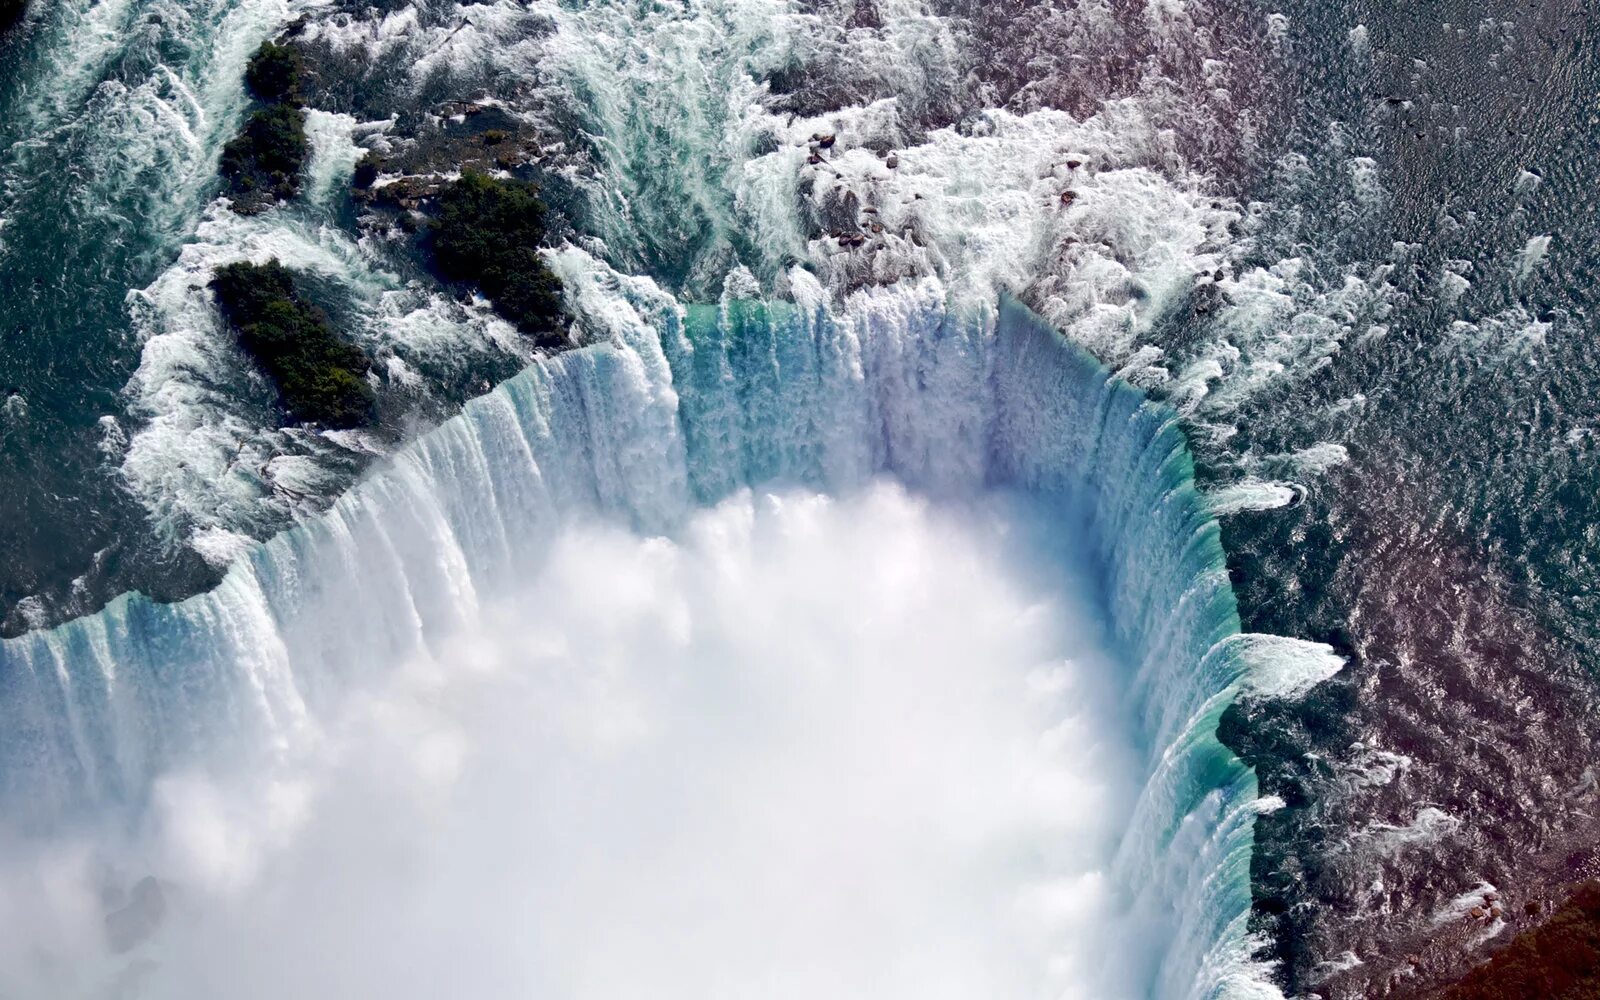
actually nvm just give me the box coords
[0,269,1274,998]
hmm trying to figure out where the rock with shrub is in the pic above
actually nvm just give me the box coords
[244,41,304,104]
[210,261,375,429]
[220,42,309,214]
[428,171,567,348]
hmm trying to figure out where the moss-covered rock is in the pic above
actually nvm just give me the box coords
[428,171,567,347]
[245,41,304,105]
[219,41,310,214]
[211,261,375,428]
[220,103,308,211]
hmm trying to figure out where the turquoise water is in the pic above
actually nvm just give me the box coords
[0,283,1275,997]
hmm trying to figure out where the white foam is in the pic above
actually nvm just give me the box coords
[302,110,365,209]
[1443,306,1551,359]
[1233,633,1345,700]
[1281,442,1349,475]
[1512,234,1551,280]
[1207,481,1298,516]
[1310,951,1363,983]
[1339,745,1413,791]
[0,484,1159,1000]
[1361,807,1462,858]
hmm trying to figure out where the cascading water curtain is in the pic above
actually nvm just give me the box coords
[0,281,1276,998]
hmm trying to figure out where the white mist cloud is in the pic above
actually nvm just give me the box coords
[0,483,1161,1000]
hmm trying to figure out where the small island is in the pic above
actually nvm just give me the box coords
[427,171,568,349]
[210,260,375,428]
[219,42,308,214]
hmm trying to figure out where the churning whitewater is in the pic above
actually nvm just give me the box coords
[5,484,1157,999]
[0,283,1279,998]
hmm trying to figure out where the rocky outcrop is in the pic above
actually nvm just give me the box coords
[1439,881,1600,1000]
[424,172,568,348]
[211,261,376,428]
[351,103,546,210]
[220,42,309,214]
[265,19,564,345]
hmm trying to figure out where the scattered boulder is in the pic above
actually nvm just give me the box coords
[439,100,487,118]
[1443,881,1600,1000]
[351,107,545,209]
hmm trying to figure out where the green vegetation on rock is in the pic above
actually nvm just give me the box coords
[1442,881,1600,1000]
[220,41,309,212]
[428,171,567,348]
[220,103,308,206]
[244,41,304,105]
[211,261,375,428]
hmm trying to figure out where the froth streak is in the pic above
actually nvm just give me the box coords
[0,282,1274,998]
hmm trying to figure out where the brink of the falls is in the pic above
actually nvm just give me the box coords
[0,272,1275,999]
